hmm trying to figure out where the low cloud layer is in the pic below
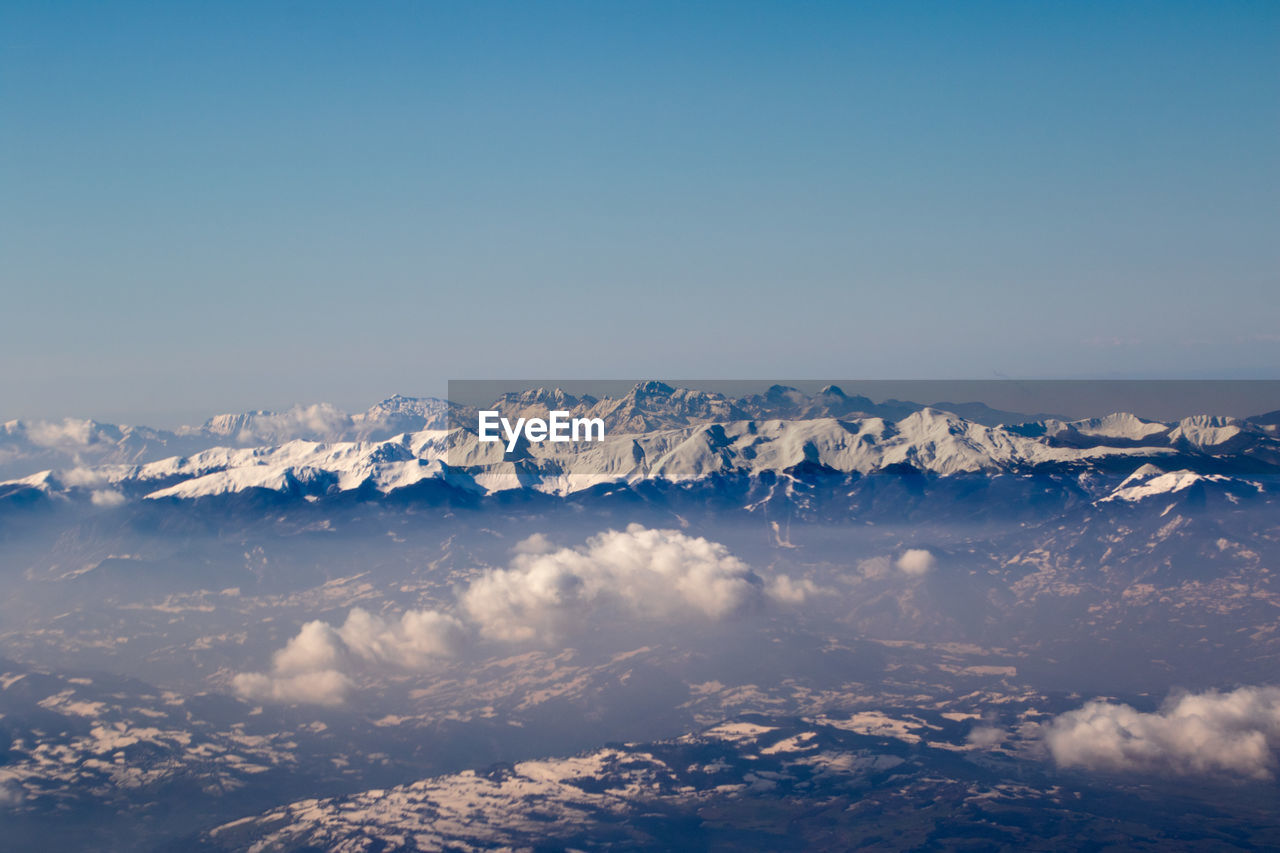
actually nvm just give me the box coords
[208,402,353,443]
[236,525,820,704]
[857,549,937,580]
[1045,686,1280,779]
[766,574,823,605]
[464,524,765,642]
[234,607,463,705]
[895,549,936,576]
[90,489,127,507]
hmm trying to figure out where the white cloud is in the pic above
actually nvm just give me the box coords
[271,620,347,675]
[766,574,824,605]
[235,526,773,703]
[23,418,99,448]
[61,466,111,488]
[214,403,353,443]
[463,523,763,642]
[233,607,463,705]
[232,669,353,707]
[90,489,127,507]
[1045,686,1280,779]
[896,549,936,576]
[340,608,463,669]
[513,532,555,555]
[855,551,935,580]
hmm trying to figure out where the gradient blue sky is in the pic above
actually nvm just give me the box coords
[2,1,1277,424]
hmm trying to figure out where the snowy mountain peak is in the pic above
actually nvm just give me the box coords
[5,384,1280,493]
[1099,462,1264,505]
[199,403,353,445]
[632,380,676,397]
[357,396,456,433]
[493,387,596,411]
[362,394,438,416]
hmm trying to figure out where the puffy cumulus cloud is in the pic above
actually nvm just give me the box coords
[1045,686,1280,779]
[90,489,127,507]
[339,608,464,669]
[766,575,825,605]
[270,620,347,674]
[60,466,111,488]
[513,532,555,555]
[463,524,763,642]
[895,549,936,576]
[237,526,784,703]
[233,668,353,707]
[218,403,354,443]
[233,607,463,705]
[855,552,935,580]
[23,418,100,448]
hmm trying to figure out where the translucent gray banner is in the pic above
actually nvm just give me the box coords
[437,380,1280,487]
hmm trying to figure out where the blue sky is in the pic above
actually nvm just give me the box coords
[2,1,1277,424]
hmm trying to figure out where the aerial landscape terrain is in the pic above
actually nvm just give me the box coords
[2,381,1279,850]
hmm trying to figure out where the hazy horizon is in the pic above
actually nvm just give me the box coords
[3,1,1278,424]
[7,378,1280,430]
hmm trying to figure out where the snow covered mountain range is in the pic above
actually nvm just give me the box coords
[0,395,460,479]
[3,382,1278,507]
